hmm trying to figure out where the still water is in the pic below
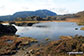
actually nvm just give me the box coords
[15,22,84,40]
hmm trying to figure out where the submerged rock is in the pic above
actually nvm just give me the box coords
[27,23,35,26]
[75,28,78,30]
[35,25,48,28]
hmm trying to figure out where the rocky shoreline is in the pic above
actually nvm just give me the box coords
[12,35,84,56]
[0,36,38,56]
[0,35,84,56]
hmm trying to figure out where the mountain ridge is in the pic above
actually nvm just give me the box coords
[0,9,57,21]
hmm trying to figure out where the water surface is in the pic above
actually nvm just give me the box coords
[15,22,84,40]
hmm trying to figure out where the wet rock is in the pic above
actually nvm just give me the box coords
[75,28,78,30]
[27,23,35,26]
[35,25,48,28]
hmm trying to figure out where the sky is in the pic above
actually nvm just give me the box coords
[0,0,84,16]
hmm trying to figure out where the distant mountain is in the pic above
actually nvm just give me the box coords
[0,15,13,21]
[0,9,57,21]
[13,9,57,18]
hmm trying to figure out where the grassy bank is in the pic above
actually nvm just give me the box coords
[2,19,81,24]
[80,27,84,30]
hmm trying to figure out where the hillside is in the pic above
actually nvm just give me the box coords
[0,15,13,21]
[76,11,84,16]
[0,10,84,22]
[76,11,84,22]
[0,9,57,21]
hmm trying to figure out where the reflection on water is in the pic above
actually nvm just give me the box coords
[15,22,84,40]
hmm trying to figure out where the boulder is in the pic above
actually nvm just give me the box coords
[0,24,17,36]
[75,28,78,30]
[27,23,35,26]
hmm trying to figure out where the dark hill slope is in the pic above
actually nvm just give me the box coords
[0,9,57,21]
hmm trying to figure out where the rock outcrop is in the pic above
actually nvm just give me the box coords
[0,24,17,36]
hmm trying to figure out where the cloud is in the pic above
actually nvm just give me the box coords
[0,5,5,10]
[0,0,84,15]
